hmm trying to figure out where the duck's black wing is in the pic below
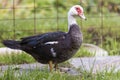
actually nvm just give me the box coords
[20,31,67,47]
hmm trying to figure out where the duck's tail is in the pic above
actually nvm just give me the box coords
[2,40,21,50]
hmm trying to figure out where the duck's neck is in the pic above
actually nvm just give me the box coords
[68,13,77,30]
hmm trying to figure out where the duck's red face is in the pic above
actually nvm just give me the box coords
[75,6,86,20]
[75,7,83,15]
[68,5,86,20]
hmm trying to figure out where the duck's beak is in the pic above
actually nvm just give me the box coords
[79,13,86,20]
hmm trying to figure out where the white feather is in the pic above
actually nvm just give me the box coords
[44,41,58,45]
[50,48,56,57]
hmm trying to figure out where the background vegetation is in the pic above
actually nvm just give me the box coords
[0,0,120,79]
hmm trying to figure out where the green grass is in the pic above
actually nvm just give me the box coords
[0,67,120,80]
[0,53,35,65]
[0,69,81,80]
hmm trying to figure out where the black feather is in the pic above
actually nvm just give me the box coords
[20,31,66,46]
[2,40,21,50]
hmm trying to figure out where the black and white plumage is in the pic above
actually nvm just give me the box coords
[3,5,86,71]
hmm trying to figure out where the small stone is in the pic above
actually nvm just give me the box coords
[69,56,120,73]
[82,43,108,57]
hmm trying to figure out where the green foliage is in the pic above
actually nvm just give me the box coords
[0,53,35,65]
[105,37,120,55]
[75,46,92,57]
[0,68,120,80]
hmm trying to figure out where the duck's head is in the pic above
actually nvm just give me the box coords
[68,5,86,20]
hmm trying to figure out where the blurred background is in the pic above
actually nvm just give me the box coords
[0,0,120,56]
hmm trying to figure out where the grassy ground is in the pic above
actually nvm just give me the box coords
[0,67,120,80]
[0,53,35,65]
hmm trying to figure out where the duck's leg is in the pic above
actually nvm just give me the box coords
[48,60,53,72]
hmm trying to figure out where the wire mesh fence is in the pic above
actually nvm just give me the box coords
[0,0,120,54]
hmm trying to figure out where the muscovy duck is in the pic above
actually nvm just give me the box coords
[3,5,86,71]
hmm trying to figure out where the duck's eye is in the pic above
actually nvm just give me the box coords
[76,7,79,10]
[75,7,82,14]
